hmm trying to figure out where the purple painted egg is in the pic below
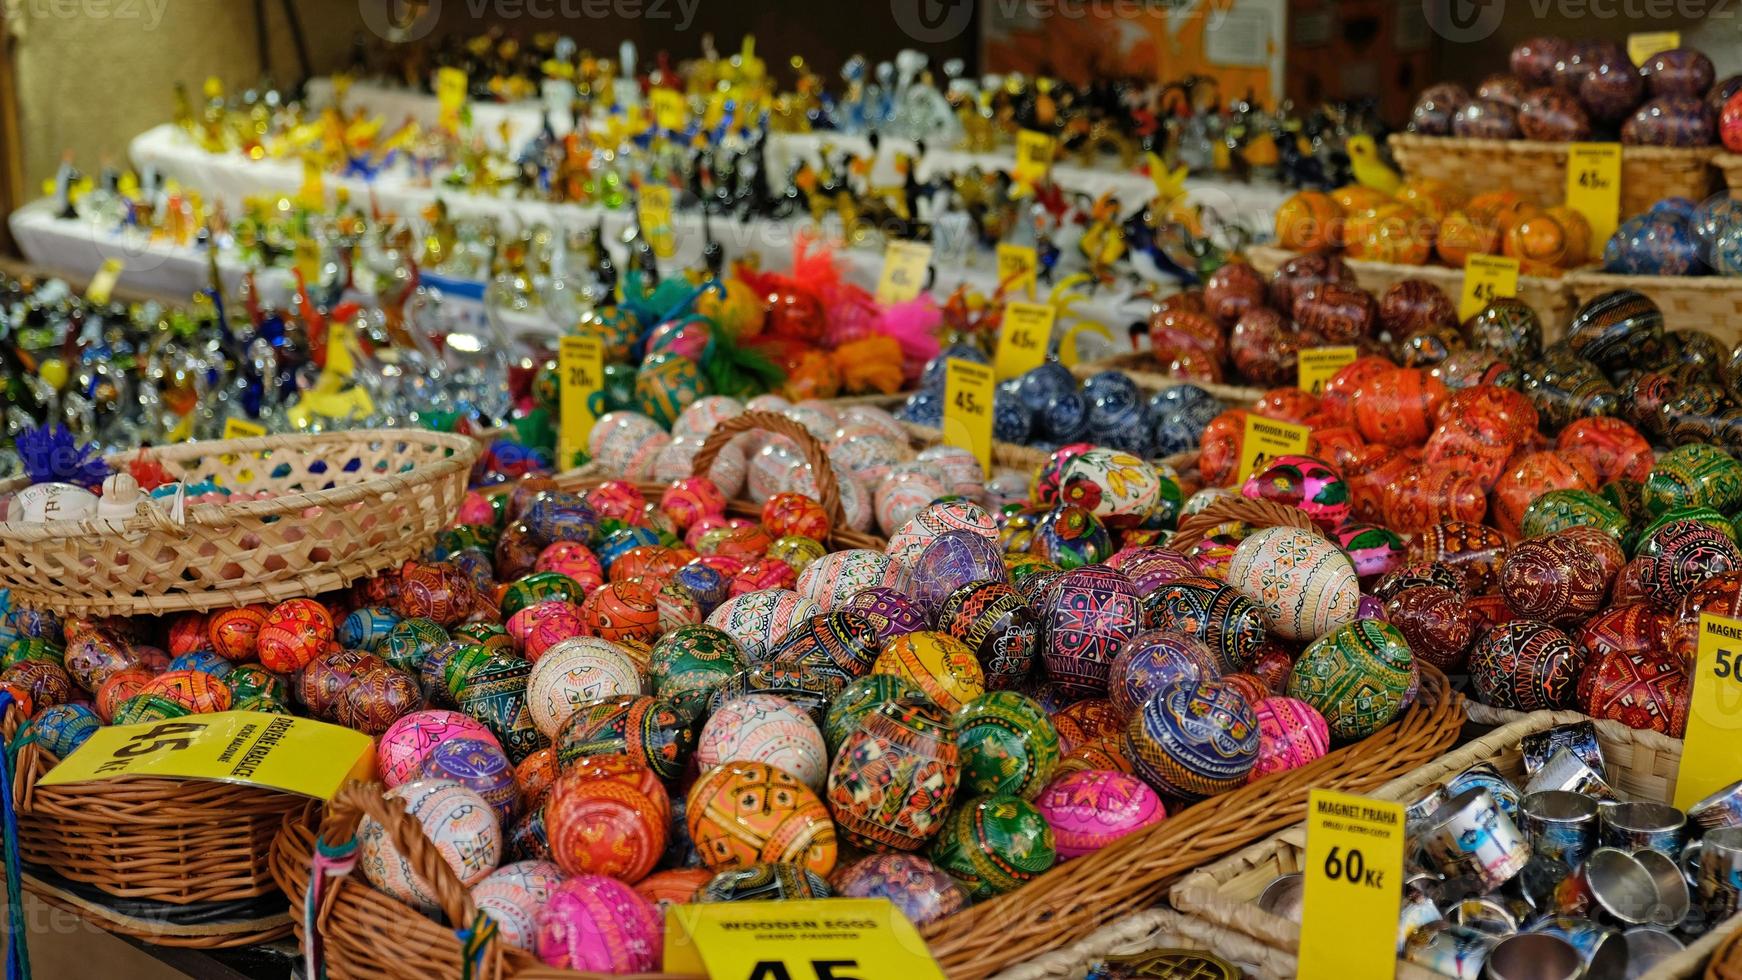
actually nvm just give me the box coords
[1240,455,1351,531]
[377,710,504,788]
[1623,95,1716,146]
[840,587,928,646]
[1249,697,1330,780]
[1042,567,1143,698]
[1033,769,1165,858]
[1107,630,1221,721]
[829,854,967,925]
[910,531,1008,615]
[1640,47,1716,98]
[418,737,519,824]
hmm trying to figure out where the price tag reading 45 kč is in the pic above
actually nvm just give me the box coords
[995,301,1055,380]
[1297,789,1405,980]
[943,358,995,477]
[1458,253,1520,321]
[1675,612,1742,809]
[1238,414,1309,483]
[1566,142,1623,249]
[875,241,933,305]
[664,898,946,980]
[558,336,604,468]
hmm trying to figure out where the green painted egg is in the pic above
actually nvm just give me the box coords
[381,618,450,674]
[3,638,62,669]
[452,654,546,763]
[227,664,288,704]
[636,352,708,428]
[953,691,1061,799]
[1286,619,1415,740]
[501,572,585,619]
[928,794,1057,899]
[1520,489,1627,541]
[650,625,747,717]
[824,674,923,753]
[112,693,192,726]
[1638,506,1737,557]
[1644,444,1742,517]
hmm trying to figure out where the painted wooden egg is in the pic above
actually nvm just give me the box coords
[885,500,1001,568]
[795,550,896,613]
[687,760,837,875]
[360,779,503,910]
[1332,522,1407,580]
[1384,586,1476,671]
[534,874,662,972]
[1286,619,1415,739]
[768,536,827,576]
[673,561,730,613]
[1499,534,1613,625]
[634,352,706,427]
[935,581,1038,691]
[609,546,684,584]
[1141,578,1267,674]
[526,637,644,739]
[873,631,985,711]
[1028,506,1113,570]
[505,602,586,662]
[761,492,831,541]
[418,736,519,824]
[471,860,565,952]
[522,491,599,546]
[1049,697,1124,750]
[1520,489,1627,542]
[632,867,711,912]
[1033,769,1165,858]
[697,863,832,902]
[256,598,334,673]
[1409,522,1508,595]
[1124,679,1260,799]
[141,669,233,714]
[823,674,923,754]
[579,578,661,644]
[706,663,846,727]
[1108,630,1221,721]
[929,794,1057,899]
[873,471,949,536]
[1042,567,1143,699]
[451,654,547,765]
[1226,527,1360,643]
[910,532,1008,617]
[768,612,883,682]
[1557,416,1654,485]
[1249,696,1330,780]
[172,613,214,658]
[952,691,1060,799]
[543,764,670,882]
[648,625,745,716]
[705,589,822,663]
[829,854,965,925]
[553,694,694,779]
[841,587,928,648]
[1468,619,1583,711]
[1576,647,1689,736]
[1565,289,1665,375]
[207,605,269,662]
[1644,444,1742,517]
[826,696,960,851]
[398,562,478,627]
[1581,602,1671,665]
[694,693,829,789]
[1240,455,1351,531]
[1637,519,1742,605]
[659,477,728,532]
[380,617,451,675]
[28,703,100,759]
[1056,449,1164,530]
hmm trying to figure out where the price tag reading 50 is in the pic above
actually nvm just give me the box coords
[1297,789,1405,980]
[942,358,996,477]
[1676,612,1742,808]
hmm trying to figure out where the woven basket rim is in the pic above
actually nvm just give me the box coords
[1388,132,1722,161]
[1564,270,1742,293]
[1244,244,1591,286]
[0,428,478,543]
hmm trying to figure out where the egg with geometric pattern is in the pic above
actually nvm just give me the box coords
[359,779,502,911]
[686,760,838,875]
[693,694,829,790]
[1225,526,1360,642]
[471,860,566,951]
[927,794,1057,899]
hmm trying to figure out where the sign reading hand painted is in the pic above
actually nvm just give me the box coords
[1297,789,1406,980]
[40,711,374,800]
[1676,612,1742,809]
[663,899,946,980]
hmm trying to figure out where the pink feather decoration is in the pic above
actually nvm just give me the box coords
[875,297,944,382]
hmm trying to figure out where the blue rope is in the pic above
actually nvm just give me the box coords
[0,691,33,980]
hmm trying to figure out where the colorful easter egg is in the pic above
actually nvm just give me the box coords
[1332,522,1407,580]
[1249,696,1330,780]
[544,763,669,882]
[337,606,401,652]
[359,779,502,910]
[140,669,232,713]
[1108,631,1221,720]
[767,612,883,682]
[826,697,960,851]
[823,674,923,754]
[694,693,828,788]
[706,663,847,727]
[578,579,661,644]
[885,500,1001,568]
[506,601,587,662]
[1637,520,1742,605]
[660,477,728,531]
[418,737,519,824]
[935,581,1039,691]
[687,760,837,874]
[1576,648,1689,736]
[768,536,827,576]
[1520,489,1628,541]
[208,605,270,662]
[398,562,477,626]
[795,550,896,613]
[1124,679,1259,799]
[928,795,1056,899]
[1644,444,1742,517]
[1286,619,1415,739]
[27,702,100,759]
[256,598,333,673]
[1041,566,1142,699]
[472,860,566,952]
[1499,533,1615,625]
[1027,506,1113,569]
[1384,586,1476,671]
[953,691,1061,798]
[1410,522,1509,594]
[873,631,986,711]
[697,863,832,902]
[380,617,451,674]
[1033,769,1164,859]
[553,694,693,779]
[1057,449,1163,530]
[1468,620,1583,711]
[843,588,929,648]
[829,854,966,925]
[527,637,643,739]
[1240,455,1351,530]
[1226,526,1360,642]
[909,532,1007,615]
[648,625,745,716]
[1143,578,1268,673]
[533,875,662,972]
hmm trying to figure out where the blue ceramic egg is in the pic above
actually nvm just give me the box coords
[1039,391,1090,443]
[1651,196,1699,221]
[900,390,945,427]
[1124,679,1260,800]
[1017,363,1077,412]
[993,395,1031,443]
[339,606,403,652]
[523,492,599,544]
[1711,226,1742,277]
[1605,215,1706,276]
[674,562,729,613]
[30,703,101,758]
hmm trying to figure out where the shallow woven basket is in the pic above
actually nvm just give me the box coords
[1246,245,1578,342]
[1169,710,1740,979]
[0,429,477,616]
[1067,353,1264,408]
[900,421,1053,473]
[1389,134,1720,221]
[5,707,301,947]
[271,670,1461,980]
[1713,152,1742,199]
[1710,924,1742,980]
[1565,271,1742,346]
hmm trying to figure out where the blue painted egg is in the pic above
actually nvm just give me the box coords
[30,703,101,758]
[168,649,235,679]
[993,395,1031,443]
[899,390,944,427]
[1040,391,1090,443]
[1017,363,1077,412]
[523,492,599,544]
[1124,678,1259,799]
[920,344,990,393]
[339,606,403,652]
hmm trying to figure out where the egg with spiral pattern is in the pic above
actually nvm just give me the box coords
[1124,679,1259,800]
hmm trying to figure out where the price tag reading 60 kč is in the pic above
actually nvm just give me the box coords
[1676,612,1742,809]
[1297,789,1405,980]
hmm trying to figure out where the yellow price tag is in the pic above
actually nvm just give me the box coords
[1628,31,1681,67]
[165,413,195,442]
[1297,346,1358,396]
[1014,129,1055,184]
[649,88,687,131]
[1238,414,1310,483]
[1297,790,1406,980]
[1458,253,1520,321]
[86,258,123,305]
[435,66,468,133]
[558,335,604,468]
[996,243,1038,300]
[994,301,1056,380]
[942,358,996,477]
[639,184,677,259]
[222,418,267,440]
[1676,613,1742,809]
[1565,142,1622,250]
[663,899,946,980]
[40,711,374,799]
[875,241,933,305]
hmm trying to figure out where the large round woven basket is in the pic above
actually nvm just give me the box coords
[4,706,303,948]
[0,429,478,616]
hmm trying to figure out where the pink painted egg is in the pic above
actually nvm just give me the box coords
[694,693,829,788]
[359,779,502,911]
[1249,696,1331,780]
[507,601,587,661]
[534,543,604,593]
[1032,769,1166,858]
[705,589,822,662]
[534,874,662,972]
[377,709,504,788]
[471,860,566,952]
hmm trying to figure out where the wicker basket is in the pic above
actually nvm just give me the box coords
[0,429,477,617]
[993,907,1291,980]
[1713,152,1742,199]
[1564,270,1742,344]
[1710,924,1742,980]
[899,422,1054,473]
[1169,711,1740,979]
[1246,245,1579,341]
[5,707,302,948]
[1067,353,1264,408]
[1389,134,1720,221]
